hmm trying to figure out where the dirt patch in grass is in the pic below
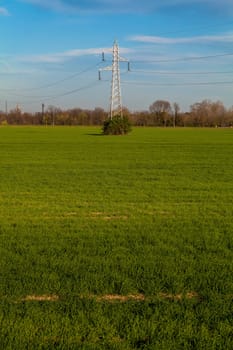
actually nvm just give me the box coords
[64,212,78,217]
[159,291,200,301]
[103,215,128,220]
[159,292,183,301]
[186,291,199,299]
[90,211,103,216]
[87,292,200,302]
[95,294,145,302]
[20,292,200,303]
[22,294,59,302]
[90,212,128,220]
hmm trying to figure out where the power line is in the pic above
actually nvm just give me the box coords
[130,52,233,64]
[5,80,104,106]
[2,39,233,111]
[28,63,101,91]
[49,80,100,99]
[130,69,233,75]
[121,80,233,87]
[0,62,102,92]
[5,80,98,99]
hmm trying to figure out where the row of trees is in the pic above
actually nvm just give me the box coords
[0,106,108,126]
[1,100,233,127]
[144,99,233,127]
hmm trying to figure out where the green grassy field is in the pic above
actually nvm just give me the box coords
[0,126,232,349]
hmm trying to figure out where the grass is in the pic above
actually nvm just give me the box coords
[0,126,232,349]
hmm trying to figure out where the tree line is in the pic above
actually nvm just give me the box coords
[0,99,233,127]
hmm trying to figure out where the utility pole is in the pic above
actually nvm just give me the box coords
[99,40,129,119]
[5,100,8,115]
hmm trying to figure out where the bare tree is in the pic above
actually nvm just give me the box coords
[149,100,172,126]
[47,105,61,126]
[149,100,171,114]
[190,100,225,127]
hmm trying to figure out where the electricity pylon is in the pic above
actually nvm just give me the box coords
[99,40,129,119]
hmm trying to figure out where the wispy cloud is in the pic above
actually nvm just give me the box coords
[21,0,77,13]
[0,68,38,75]
[17,47,133,63]
[147,0,233,12]
[129,33,233,44]
[0,7,10,16]
[20,0,148,13]
[0,59,37,75]
[19,0,233,14]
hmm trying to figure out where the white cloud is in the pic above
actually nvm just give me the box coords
[18,47,133,64]
[129,33,233,44]
[0,7,10,16]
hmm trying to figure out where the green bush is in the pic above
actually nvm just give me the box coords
[102,115,132,135]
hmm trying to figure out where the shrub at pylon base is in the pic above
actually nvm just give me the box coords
[102,115,132,135]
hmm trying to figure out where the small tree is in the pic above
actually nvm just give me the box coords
[173,102,180,127]
[149,100,172,126]
[102,115,132,135]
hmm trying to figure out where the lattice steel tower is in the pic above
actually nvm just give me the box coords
[99,40,129,119]
[110,40,122,119]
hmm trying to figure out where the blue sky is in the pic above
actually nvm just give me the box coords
[1,0,233,113]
